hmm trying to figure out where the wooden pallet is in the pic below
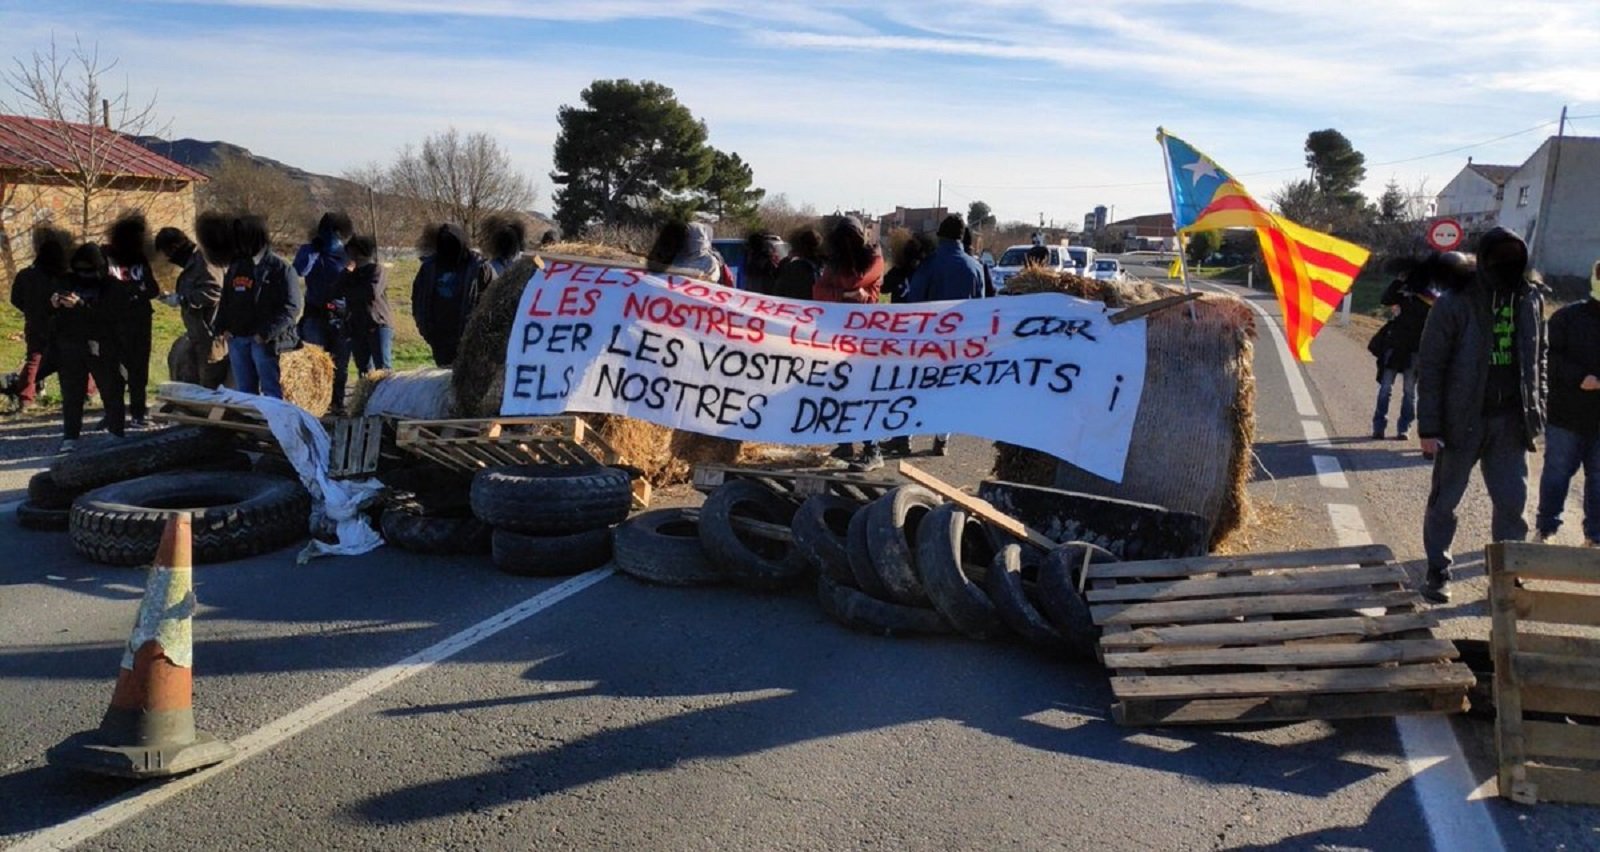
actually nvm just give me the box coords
[153,394,385,478]
[395,416,649,507]
[1088,545,1474,726]
[692,463,899,504]
[152,395,273,437]
[1489,542,1600,806]
[328,415,385,479]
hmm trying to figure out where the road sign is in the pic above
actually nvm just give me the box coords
[1427,218,1463,252]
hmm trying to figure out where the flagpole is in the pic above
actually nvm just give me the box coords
[1157,127,1198,320]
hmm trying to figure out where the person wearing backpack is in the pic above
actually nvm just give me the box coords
[1370,259,1435,440]
[294,212,355,410]
[411,223,492,367]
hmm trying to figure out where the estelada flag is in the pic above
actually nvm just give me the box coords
[1158,129,1370,362]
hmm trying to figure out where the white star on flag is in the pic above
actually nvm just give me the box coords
[1184,157,1219,185]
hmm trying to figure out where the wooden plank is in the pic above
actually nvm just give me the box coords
[1114,687,1466,726]
[1489,549,1528,803]
[1519,764,1600,807]
[1514,633,1600,659]
[1513,651,1600,690]
[1092,589,1421,627]
[1108,292,1201,326]
[1520,686,1600,717]
[1103,638,1459,670]
[1097,612,1440,648]
[1523,720,1600,762]
[1513,588,1600,627]
[1111,662,1476,700]
[1495,541,1600,584]
[1085,544,1396,580]
[897,461,1056,550]
[1087,564,1409,603]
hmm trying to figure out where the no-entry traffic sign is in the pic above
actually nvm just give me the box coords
[1427,218,1463,252]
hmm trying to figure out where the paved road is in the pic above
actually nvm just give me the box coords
[2,277,1596,850]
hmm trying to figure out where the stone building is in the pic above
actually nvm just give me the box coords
[0,113,206,279]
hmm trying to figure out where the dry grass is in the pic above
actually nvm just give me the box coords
[1211,498,1309,556]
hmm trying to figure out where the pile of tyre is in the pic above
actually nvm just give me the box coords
[610,481,1108,657]
[18,426,312,567]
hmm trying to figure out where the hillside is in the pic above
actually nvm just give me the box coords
[132,136,358,208]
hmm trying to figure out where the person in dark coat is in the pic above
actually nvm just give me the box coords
[294,212,355,409]
[411,222,491,367]
[741,232,783,294]
[906,214,985,302]
[964,226,995,297]
[340,235,393,373]
[816,216,886,470]
[154,214,232,389]
[1535,259,1600,545]
[218,215,304,398]
[484,215,527,278]
[9,226,72,409]
[883,232,934,304]
[1416,229,1547,603]
[103,213,160,428]
[52,244,126,451]
[1370,260,1435,439]
[772,225,823,301]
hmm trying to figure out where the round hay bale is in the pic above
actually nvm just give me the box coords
[280,344,334,416]
[992,273,1256,549]
[352,368,456,419]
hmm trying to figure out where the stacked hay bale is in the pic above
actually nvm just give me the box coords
[350,368,457,420]
[279,344,335,416]
[450,243,748,488]
[993,267,1257,549]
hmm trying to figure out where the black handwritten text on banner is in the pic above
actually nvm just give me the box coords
[501,261,1147,481]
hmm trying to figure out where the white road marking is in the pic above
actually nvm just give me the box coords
[8,567,615,852]
[1301,419,1332,448]
[1204,280,1506,852]
[1311,456,1349,489]
[1200,282,1318,417]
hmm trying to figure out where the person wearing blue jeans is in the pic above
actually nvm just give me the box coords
[1535,267,1600,543]
[340,236,394,373]
[217,215,304,398]
[1370,264,1433,439]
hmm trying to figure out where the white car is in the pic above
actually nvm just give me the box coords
[991,244,1072,291]
[1090,258,1125,282]
[1066,246,1097,277]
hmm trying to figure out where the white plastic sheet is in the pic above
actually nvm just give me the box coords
[159,382,386,562]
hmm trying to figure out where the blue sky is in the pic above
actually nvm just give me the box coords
[2,0,1597,229]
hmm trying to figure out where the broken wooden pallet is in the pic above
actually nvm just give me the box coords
[152,394,274,438]
[1087,544,1474,726]
[692,463,899,504]
[395,416,649,507]
[1489,542,1600,807]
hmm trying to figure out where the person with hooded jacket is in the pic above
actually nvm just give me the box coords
[412,223,492,367]
[1416,228,1547,603]
[154,214,232,389]
[647,222,735,286]
[906,215,985,302]
[218,215,304,398]
[52,243,126,451]
[484,215,527,278]
[9,226,72,409]
[773,225,823,301]
[1370,259,1436,439]
[103,213,160,427]
[816,216,886,469]
[1534,259,1600,546]
[295,212,355,410]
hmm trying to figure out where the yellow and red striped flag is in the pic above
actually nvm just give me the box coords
[1160,130,1370,362]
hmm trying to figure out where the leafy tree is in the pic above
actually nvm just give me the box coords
[1376,179,1407,224]
[1304,129,1367,204]
[967,200,996,230]
[1185,228,1224,265]
[550,79,713,236]
[697,148,764,227]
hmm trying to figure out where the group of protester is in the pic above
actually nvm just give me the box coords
[1367,227,1600,603]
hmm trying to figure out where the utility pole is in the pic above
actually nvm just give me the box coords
[936,179,942,211]
[1530,104,1567,273]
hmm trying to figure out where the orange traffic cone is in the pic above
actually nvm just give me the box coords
[48,512,235,778]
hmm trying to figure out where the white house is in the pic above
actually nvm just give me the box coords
[1495,135,1600,286]
[1434,159,1515,234]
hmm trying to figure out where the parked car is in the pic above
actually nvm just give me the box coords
[1065,245,1097,277]
[991,244,1072,291]
[1090,257,1125,282]
[712,237,789,290]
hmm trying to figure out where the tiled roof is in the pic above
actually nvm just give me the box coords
[0,113,207,182]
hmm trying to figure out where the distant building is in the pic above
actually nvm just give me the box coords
[1104,213,1177,251]
[1088,205,1108,233]
[880,205,947,236]
[0,113,206,276]
[1434,158,1516,235]
[1083,212,1097,234]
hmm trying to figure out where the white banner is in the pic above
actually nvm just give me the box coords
[501,260,1147,482]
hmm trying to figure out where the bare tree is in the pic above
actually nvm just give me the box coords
[387,128,536,244]
[333,161,429,251]
[0,36,168,237]
[755,192,820,239]
[200,151,313,248]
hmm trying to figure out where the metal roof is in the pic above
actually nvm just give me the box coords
[0,113,207,182]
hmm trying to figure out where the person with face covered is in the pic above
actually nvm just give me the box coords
[154,213,233,389]
[411,223,492,366]
[51,244,126,451]
[1534,259,1600,546]
[484,215,527,278]
[9,226,73,409]
[816,216,886,469]
[294,212,355,411]
[1416,228,1547,603]
[217,215,304,398]
[103,213,161,427]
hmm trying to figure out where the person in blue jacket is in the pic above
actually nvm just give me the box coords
[294,212,355,411]
[906,214,986,302]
